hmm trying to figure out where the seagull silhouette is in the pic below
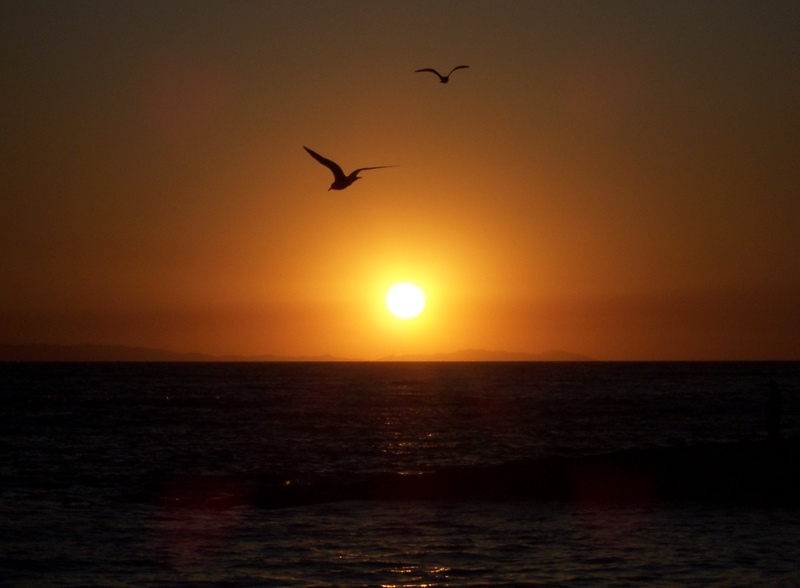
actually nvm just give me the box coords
[304,146,397,191]
[415,65,469,84]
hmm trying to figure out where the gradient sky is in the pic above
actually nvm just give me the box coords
[2,0,798,360]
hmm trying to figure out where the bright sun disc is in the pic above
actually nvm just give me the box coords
[386,282,425,319]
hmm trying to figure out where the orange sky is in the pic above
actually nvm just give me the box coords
[2,1,799,360]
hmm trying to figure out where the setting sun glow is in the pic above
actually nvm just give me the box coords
[386,283,426,319]
[2,3,798,362]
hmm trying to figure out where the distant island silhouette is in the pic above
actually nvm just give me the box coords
[0,343,591,362]
[380,349,592,362]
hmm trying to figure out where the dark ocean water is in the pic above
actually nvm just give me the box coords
[2,361,799,586]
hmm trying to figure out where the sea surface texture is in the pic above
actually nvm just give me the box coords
[2,361,799,586]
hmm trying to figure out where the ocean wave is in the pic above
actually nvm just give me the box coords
[131,439,800,510]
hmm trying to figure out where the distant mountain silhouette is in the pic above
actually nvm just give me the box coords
[0,343,591,362]
[0,343,350,362]
[380,349,593,362]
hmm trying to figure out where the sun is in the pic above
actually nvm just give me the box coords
[386,282,425,319]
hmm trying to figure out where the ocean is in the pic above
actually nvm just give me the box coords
[2,361,799,586]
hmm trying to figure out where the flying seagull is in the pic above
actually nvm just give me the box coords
[304,146,397,191]
[415,65,469,84]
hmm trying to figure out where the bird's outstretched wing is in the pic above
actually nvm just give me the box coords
[448,65,469,75]
[304,146,345,180]
[415,68,443,77]
[352,165,399,174]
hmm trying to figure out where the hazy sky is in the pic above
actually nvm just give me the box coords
[2,1,798,360]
